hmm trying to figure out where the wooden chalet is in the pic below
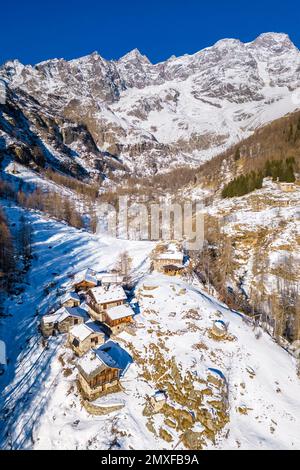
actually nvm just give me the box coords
[68,321,106,356]
[86,285,127,322]
[77,341,132,400]
[41,306,88,337]
[104,303,135,333]
[73,269,98,292]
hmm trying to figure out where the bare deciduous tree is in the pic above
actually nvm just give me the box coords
[114,251,133,286]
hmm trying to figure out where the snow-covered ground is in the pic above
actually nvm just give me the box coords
[0,203,299,450]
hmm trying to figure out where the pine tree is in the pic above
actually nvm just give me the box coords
[234,147,241,161]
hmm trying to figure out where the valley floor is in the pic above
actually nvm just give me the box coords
[0,203,299,450]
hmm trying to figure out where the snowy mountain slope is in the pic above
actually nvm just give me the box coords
[1,33,300,176]
[0,201,154,450]
[0,204,299,450]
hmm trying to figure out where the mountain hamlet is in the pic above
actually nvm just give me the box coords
[0,32,300,451]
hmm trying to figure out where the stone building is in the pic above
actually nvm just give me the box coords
[60,291,81,308]
[41,306,88,337]
[152,251,184,273]
[278,182,296,192]
[68,321,106,356]
[163,264,185,276]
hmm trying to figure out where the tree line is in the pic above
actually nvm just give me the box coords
[0,205,36,304]
[17,188,85,229]
[194,109,300,194]
[222,157,296,198]
[44,169,99,200]
[0,179,85,230]
[0,206,15,296]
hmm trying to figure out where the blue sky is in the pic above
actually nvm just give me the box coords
[1,0,299,65]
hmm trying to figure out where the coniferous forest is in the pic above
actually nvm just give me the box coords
[222,158,296,198]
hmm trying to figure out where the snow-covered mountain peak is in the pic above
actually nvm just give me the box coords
[251,32,296,52]
[212,37,244,51]
[70,51,107,66]
[2,59,27,78]
[118,48,151,64]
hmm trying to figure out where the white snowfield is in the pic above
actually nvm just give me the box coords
[0,203,299,450]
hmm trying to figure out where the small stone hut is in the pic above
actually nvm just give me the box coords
[41,306,88,337]
[68,321,106,356]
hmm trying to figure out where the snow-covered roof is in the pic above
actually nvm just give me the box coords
[77,349,105,376]
[77,341,132,378]
[42,311,63,325]
[70,321,105,342]
[42,306,88,325]
[0,340,6,365]
[214,320,227,331]
[106,303,135,321]
[154,391,167,402]
[90,285,127,305]
[61,291,80,304]
[99,274,124,284]
[74,269,97,286]
[97,341,133,372]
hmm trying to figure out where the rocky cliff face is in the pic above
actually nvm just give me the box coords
[1,32,300,178]
[0,87,125,180]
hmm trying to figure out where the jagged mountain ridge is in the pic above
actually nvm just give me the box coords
[1,32,300,177]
